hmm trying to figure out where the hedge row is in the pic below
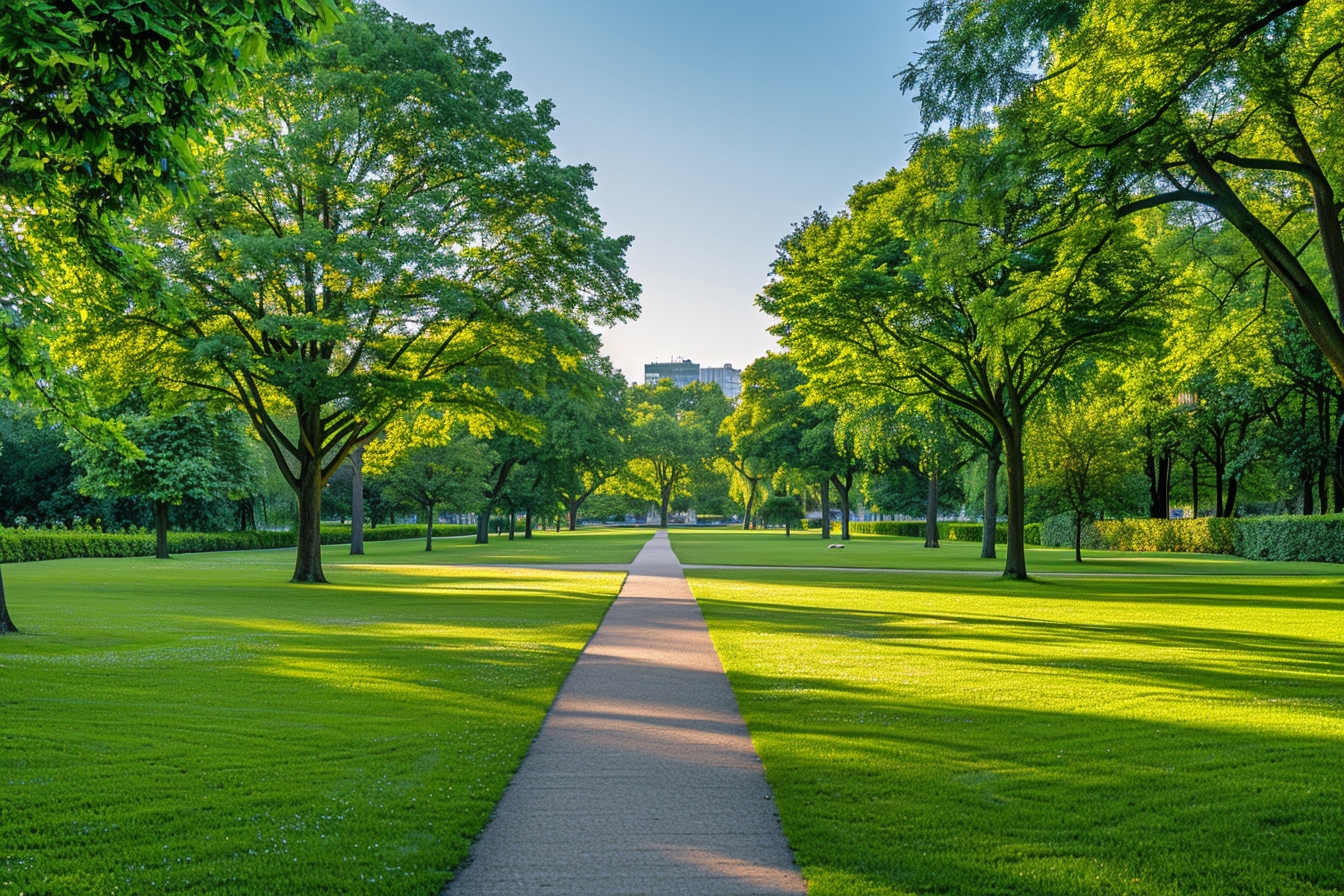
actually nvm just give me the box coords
[0,523,476,564]
[1039,513,1344,563]
[847,521,1041,545]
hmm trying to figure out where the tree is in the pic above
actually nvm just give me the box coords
[1028,390,1144,561]
[376,437,491,551]
[759,493,803,536]
[63,7,638,582]
[533,357,628,530]
[618,381,731,527]
[762,128,1162,577]
[75,404,256,559]
[905,0,1344,390]
[0,0,342,296]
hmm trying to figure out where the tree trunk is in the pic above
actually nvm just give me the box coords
[924,471,940,548]
[237,497,255,532]
[1191,458,1200,518]
[525,507,533,538]
[1074,513,1083,563]
[476,510,490,545]
[821,478,831,540]
[1002,429,1028,580]
[831,475,851,540]
[1158,449,1172,519]
[153,500,170,560]
[350,446,365,555]
[0,568,18,634]
[424,504,435,551]
[742,489,755,530]
[1304,466,1316,514]
[1226,475,1240,519]
[982,434,1000,559]
[568,498,579,531]
[1214,463,1226,517]
[659,485,671,528]
[292,457,326,583]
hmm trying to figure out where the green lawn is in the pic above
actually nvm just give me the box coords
[0,541,627,895]
[670,528,1344,575]
[365,526,651,566]
[689,566,1344,896]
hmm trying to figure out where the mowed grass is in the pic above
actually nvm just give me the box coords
[688,566,1344,896]
[0,539,629,895]
[372,526,651,565]
[670,528,1344,575]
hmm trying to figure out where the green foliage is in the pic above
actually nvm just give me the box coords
[758,494,803,530]
[0,523,475,563]
[63,5,638,580]
[1037,513,1344,563]
[0,543,623,894]
[75,404,257,507]
[845,520,1041,545]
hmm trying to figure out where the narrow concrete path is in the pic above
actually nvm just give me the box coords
[444,530,806,896]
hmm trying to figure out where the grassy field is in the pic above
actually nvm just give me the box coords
[689,566,1344,896]
[0,540,627,895]
[357,526,651,565]
[669,528,1344,575]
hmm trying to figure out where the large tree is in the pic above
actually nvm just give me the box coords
[762,128,1163,577]
[905,0,1344,389]
[62,6,638,582]
[375,435,491,551]
[618,381,731,527]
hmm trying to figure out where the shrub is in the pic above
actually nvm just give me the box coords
[1233,515,1344,563]
[848,521,947,538]
[850,521,1039,544]
[0,523,476,564]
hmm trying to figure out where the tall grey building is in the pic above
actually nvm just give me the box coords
[643,359,742,399]
[698,363,741,399]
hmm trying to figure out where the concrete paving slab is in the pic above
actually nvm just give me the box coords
[444,530,805,896]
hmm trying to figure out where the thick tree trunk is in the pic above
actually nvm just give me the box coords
[1002,429,1028,580]
[1158,449,1172,519]
[1074,514,1083,563]
[525,508,532,538]
[0,568,17,634]
[982,434,1000,559]
[821,478,831,540]
[476,510,490,544]
[350,446,365,555]
[831,475,851,540]
[424,504,434,551]
[924,471,940,548]
[743,490,755,530]
[659,485,671,528]
[153,500,170,560]
[568,499,579,531]
[1303,467,1316,514]
[292,459,326,583]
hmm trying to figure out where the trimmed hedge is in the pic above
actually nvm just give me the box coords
[1039,513,1344,563]
[0,523,476,564]
[848,521,1041,545]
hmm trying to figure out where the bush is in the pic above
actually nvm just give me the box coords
[1038,513,1344,563]
[1233,515,1344,563]
[0,523,477,564]
[848,521,943,538]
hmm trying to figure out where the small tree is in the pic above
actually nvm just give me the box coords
[759,494,803,536]
[76,405,257,559]
[377,437,492,551]
[1028,392,1143,562]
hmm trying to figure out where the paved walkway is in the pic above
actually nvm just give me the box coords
[444,531,806,896]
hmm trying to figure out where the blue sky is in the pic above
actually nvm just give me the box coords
[381,0,929,383]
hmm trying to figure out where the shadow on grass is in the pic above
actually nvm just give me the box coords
[723,669,1344,896]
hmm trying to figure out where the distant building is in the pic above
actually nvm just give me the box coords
[643,359,742,399]
[643,358,701,388]
[698,363,741,399]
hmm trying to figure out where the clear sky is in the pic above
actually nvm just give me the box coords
[380,0,929,384]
